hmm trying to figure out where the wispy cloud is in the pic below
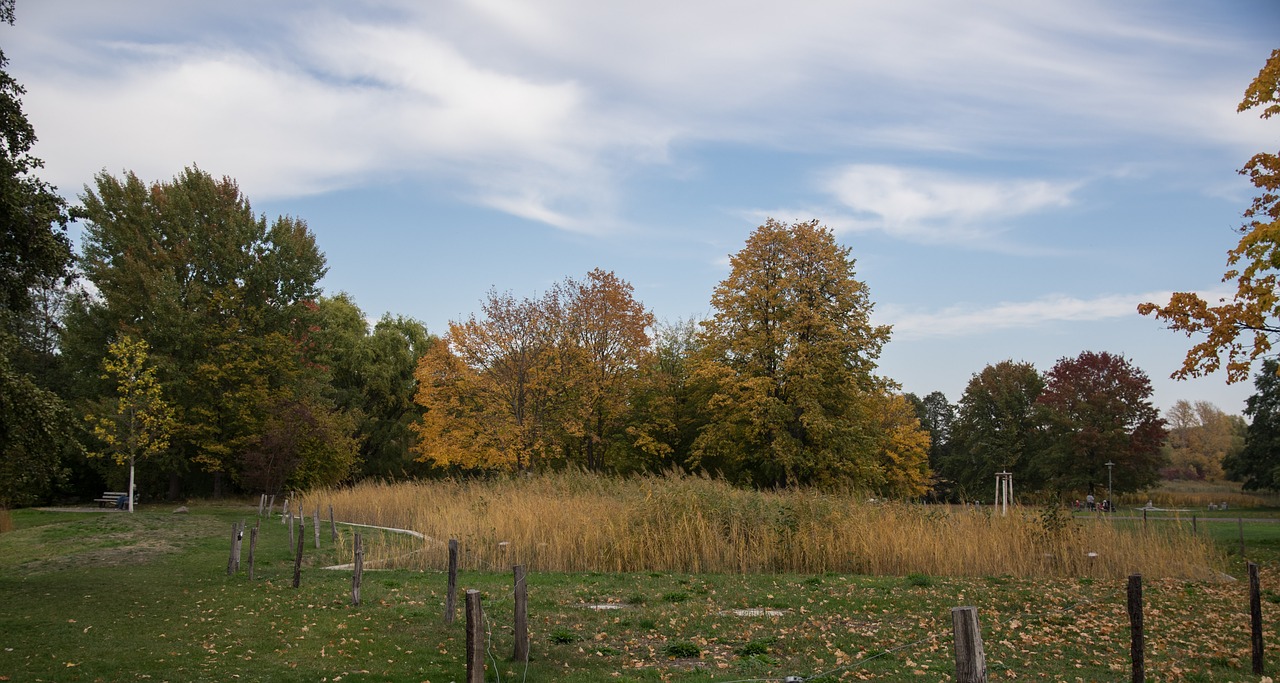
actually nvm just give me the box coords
[821,165,1079,244]
[8,0,1273,231]
[878,289,1233,341]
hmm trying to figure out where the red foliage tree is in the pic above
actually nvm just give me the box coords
[1036,351,1167,495]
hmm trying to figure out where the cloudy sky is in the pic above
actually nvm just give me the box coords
[5,0,1278,414]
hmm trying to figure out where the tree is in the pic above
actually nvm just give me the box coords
[1226,359,1280,490]
[1036,351,1166,494]
[413,288,557,471]
[554,268,655,470]
[623,318,711,473]
[0,2,79,507]
[85,336,176,511]
[691,218,909,489]
[1138,50,1280,382]
[945,361,1046,499]
[1162,400,1244,481]
[70,167,329,497]
[412,270,655,473]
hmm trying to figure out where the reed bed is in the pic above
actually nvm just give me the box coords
[301,471,1223,580]
[1116,481,1280,510]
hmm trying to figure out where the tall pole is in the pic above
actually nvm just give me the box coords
[1105,461,1115,511]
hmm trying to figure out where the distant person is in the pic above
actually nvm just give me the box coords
[115,494,127,510]
[1086,493,1095,511]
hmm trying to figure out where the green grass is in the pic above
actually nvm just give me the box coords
[2,504,1280,681]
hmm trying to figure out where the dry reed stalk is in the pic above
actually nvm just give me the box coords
[299,472,1223,579]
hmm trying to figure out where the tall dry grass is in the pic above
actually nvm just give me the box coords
[1117,480,1280,509]
[301,471,1223,580]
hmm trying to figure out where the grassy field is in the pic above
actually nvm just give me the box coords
[2,498,1280,682]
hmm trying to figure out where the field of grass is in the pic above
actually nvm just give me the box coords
[297,473,1224,580]
[2,491,1280,681]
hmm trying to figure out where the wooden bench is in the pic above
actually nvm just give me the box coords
[94,491,137,508]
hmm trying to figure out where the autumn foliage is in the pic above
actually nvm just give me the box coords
[1140,49,1280,382]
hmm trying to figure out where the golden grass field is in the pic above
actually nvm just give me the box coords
[295,471,1225,580]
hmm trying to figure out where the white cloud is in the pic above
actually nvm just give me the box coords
[7,0,1274,229]
[878,289,1234,341]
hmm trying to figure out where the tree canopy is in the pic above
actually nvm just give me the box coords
[691,218,925,492]
[1036,351,1166,495]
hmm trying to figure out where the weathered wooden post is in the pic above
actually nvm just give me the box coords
[951,606,987,683]
[234,519,244,572]
[513,564,529,662]
[258,494,266,516]
[292,521,305,589]
[226,522,240,575]
[1128,574,1144,683]
[313,505,321,549]
[351,532,364,606]
[329,504,337,542]
[1192,514,1197,534]
[445,539,459,624]
[288,511,295,547]
[465,589,484,683]
[247,523,259,580]
[282,498,289,524]
[1251,562,1265,674]
[267,494,275,517]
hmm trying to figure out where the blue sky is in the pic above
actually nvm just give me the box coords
[6,0,1278,414]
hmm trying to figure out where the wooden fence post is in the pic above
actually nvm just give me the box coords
[1128,574,1144,683]
[234,519,244,572]
[292,522,305,589]
[445,539,459,624]
[247,523,259,581]
[258,494,266,516]
[267,494,275,517]
[951,606,987,683]
[329,504,337,542]
[313,505,321,549]
[226,522,240,576]
[352,532,364,606]
[1251,562,1265,674]
[465,589,484,683]
[513,564,529,662]
[288,512,295,547]
[1192,514,1197,534]
[282,498,289,524]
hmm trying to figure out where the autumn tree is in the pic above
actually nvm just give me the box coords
[413,288,556,471]
[554,268,655,470]
[1225,359,1280,490]
[412,271,655,472]
[1162,400,1244,481]
[70,167,329,497]
[944,361,1046,499]
[691,218,917,490]
[1036,351,1166,495]
[85,336,176,511]
[1139,50,1280,382]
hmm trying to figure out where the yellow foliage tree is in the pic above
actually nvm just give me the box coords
[86,336,176,511]
[1139,50,1280,381]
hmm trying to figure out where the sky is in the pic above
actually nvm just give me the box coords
[5,0,1278,415]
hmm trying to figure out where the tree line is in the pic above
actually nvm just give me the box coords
[2,4,1278,505]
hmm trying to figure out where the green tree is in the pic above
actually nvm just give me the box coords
[70,167,328,497]
[1226,359,1280,490]
[0,1,79,506]
[691,218,908,489]
[623,318,711,473]
[85,336,176,511]
[1139,50,1280,382]
[945,361,1046,500]
[1036,351,1166,495]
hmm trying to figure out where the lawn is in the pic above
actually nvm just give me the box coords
[0,502,1277,682]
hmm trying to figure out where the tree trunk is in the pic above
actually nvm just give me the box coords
[167,472,181,501]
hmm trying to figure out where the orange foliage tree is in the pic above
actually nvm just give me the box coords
[1139,50,1280,382]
